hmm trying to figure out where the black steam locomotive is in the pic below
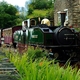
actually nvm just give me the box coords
[5,12,80,61]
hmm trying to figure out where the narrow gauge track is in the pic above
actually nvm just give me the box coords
[0,51,21,80]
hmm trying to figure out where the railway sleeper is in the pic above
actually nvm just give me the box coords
[0,63,15,67]
[0,67,16,71]
[0,74,20,80]
[0,70,18,74]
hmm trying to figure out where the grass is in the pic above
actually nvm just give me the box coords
[2,46,80,80]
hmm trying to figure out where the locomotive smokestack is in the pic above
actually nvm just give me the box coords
[60,12,66,27]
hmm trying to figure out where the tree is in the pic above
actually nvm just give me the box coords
[0,1,19,29]
[26,0,54,19]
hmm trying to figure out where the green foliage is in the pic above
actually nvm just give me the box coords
[4,47,80,80]
[27,46,47,60]
[14,18,22,26]
[46,8,54,19]
[28,4,34,15]
[0,1,19,28]
[32,0,53,9]
[75,27,80,32]
[27,9,48,18]
[27,0,54,18]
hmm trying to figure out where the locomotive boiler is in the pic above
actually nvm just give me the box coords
[13,12,79,61]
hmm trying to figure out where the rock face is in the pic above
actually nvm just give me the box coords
[54,0,80,27]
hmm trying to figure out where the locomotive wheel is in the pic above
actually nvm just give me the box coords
[70,52,76,57]
[54,52,59,59]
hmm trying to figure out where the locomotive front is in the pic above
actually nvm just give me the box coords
[48,12,79,60]
[53,27,76,45]
[53,12,76,45]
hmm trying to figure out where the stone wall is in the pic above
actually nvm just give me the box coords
[72,0,80,27]
[54,0,80,27]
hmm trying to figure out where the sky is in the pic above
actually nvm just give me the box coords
[0,0,30,7]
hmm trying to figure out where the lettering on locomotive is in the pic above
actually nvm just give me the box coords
[31,35,38,38]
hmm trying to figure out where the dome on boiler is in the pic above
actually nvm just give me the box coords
[41,18,50,26]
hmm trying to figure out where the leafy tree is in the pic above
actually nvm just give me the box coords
[34,0,53,9]
[26,0,54,19]
[15,5,27,23]
[0,1,19,29]
[30,0,53,9]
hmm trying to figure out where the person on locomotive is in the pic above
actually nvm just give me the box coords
[64,20,69,26]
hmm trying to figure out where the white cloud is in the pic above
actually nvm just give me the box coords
[0,0,30,7]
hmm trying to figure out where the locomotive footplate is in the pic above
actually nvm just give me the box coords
[46,45,79,62]
[44,45,79,48]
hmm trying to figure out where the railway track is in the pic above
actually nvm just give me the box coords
[0,51,21,80]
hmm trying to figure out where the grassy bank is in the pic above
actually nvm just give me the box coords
[2,46,80,80]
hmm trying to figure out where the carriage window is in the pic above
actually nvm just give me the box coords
[30,19,36,26]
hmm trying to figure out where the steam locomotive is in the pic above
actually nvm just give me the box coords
[1,12,80,61]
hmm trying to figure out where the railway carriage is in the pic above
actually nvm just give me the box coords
[2,26,22,47]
